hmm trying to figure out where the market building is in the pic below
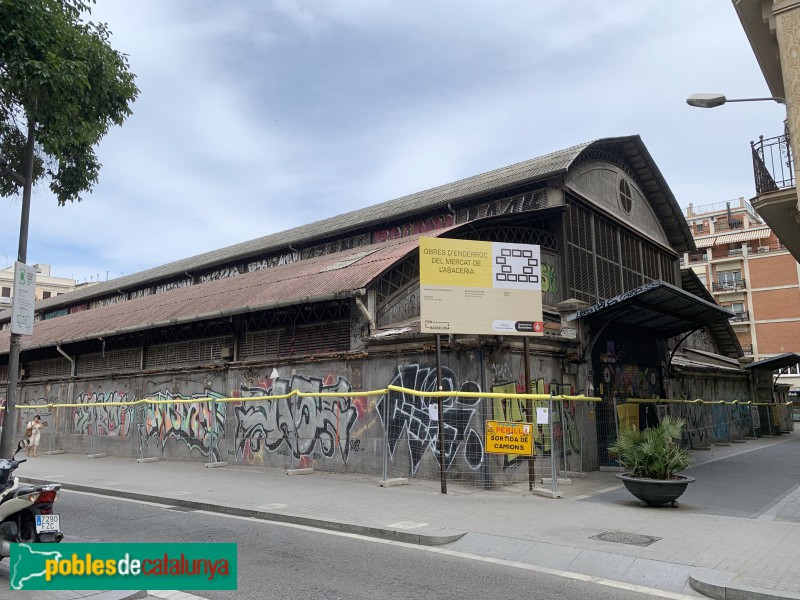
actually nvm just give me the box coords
[0,136,791,485]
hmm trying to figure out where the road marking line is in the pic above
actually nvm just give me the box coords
[67,490,700,599]
[61,489,172,508]
[198,511,699,599]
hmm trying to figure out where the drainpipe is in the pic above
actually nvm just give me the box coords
[56,344,75,377]
[447,203,457,225]
[354,293,376,331]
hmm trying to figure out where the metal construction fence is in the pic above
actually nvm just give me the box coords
[6,390,796,495]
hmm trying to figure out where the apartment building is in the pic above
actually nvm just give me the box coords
[682,198,800,396]
[0,263,77,307]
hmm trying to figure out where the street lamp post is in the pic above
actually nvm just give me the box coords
[686,93,786,108]
[0,116,36,458]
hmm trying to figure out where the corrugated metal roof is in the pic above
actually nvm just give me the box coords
[568,278,735,339]
[3,135,693,318]
[0,235,424,354]
[745,352,800,371]
[2,141,599,317]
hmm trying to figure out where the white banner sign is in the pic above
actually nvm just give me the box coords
[10,261,36,336]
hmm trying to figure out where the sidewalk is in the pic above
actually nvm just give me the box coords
[10,436,800,600]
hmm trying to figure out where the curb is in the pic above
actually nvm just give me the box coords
[22,478,466,547]
[689,571,800,600]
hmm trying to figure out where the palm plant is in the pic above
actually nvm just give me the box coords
[609,415,692,480]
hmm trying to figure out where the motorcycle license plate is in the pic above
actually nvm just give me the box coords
[35,514,60,533]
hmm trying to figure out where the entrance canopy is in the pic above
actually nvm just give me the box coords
[745,353,800,371]
[568,280,735,339]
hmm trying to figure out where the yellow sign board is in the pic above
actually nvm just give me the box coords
[616,404,639,432]
[419,237,544,336]
[485,420,534,455]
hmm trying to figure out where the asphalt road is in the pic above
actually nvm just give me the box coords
[585,435,800,519]
[36,491,688,600]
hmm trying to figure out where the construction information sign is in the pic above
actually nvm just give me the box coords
[419,237,543,335]
[485,420,534,455]
[10,261,36,336]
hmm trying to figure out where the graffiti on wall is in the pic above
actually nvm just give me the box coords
[139,390,226,460]
[376,364,484,476]
[73,391,134,436]
[373,214,454,243]
[234,373,358,464]
[541,263,558,296]
[19,397,54,432]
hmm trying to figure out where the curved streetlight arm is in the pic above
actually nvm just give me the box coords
[725,97,786,104]
[687,93,786,108]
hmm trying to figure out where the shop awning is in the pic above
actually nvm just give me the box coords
[694,236,716,248]
[745,353,800,371]
[715,227,770,245]
[567,280,735,338]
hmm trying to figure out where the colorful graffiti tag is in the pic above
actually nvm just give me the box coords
[234,373,358,464]
[72,391,134,437]
[138,390,226,460]
[376,364,484,475]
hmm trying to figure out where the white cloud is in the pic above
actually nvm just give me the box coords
[0,0,783,282]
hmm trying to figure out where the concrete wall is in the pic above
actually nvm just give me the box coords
[669,371,755,447]
[13,347,588,487]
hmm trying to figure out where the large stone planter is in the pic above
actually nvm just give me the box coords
[615,473,695,507]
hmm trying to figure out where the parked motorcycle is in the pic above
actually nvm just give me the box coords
[0,439,63,558]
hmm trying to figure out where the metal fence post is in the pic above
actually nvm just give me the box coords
[550,392,557,495]
[47,408,54,454]
[382,389,389,482]
[90,403,96,456]
[209,397,216,466]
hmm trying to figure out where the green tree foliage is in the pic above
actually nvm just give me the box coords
[608,415,692,480]
[0,0,138,204]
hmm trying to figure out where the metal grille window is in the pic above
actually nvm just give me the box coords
[567,199,678,303]
[641,244,660,281]
[566,203,597,303]
[28,358,72,379]
[77,349,142,375]
[239,321,350,360]
[145,336,235,369]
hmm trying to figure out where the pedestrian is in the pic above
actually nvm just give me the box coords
[26,415,46,457]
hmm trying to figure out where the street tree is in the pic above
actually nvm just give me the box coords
[0,0,138,457]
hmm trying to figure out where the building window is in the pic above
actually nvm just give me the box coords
[42,291,51,299]
[696,273,707,285]
[696,223,705,233]
[718,270,742,285]
[731,302,744,314]
[1,287,9,298]
[618,179,632,213]
[780,363,800,376]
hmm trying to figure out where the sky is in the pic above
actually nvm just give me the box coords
[0,1,789,284]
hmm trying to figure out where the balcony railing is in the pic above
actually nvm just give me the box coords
[751,134,795,194]
[688,253,708,263]
[731,311,750,322]
[715,220,745,232]
[712,279,747,292]
[741,344,753,355]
